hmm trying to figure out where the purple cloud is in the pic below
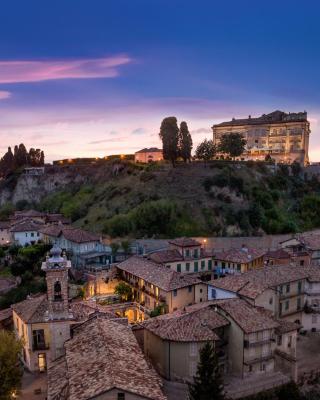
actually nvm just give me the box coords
[0,55,131,83]
[0,90,10,99]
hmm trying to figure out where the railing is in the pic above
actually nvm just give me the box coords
[32,343,49,351]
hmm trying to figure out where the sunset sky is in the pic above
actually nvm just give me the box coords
[1,0,320,162]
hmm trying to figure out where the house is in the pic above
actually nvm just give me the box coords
[47,315,167,400]
[280,233,320,265]
[264,248,311,267]
[134,147,163,163]
[0,220,12,245]
[213,246,265,276]
[208,265,306,323]
[142,306,230,382]
[142,299,298,390]
[115,255,208,319]
[13,209,46,222]
[148,237,213,278]
[12,246,74,372]
[40,225,109,268]
[10,219,44,246]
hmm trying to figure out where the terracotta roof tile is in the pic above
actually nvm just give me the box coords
[143,307,229,342]
[11,294,48,323]
[117,256,201,291]
[40,225,100,243]
[215,248,265,264]
[48,316,167,400]
[149,249,183,263]
[10,219,44,233]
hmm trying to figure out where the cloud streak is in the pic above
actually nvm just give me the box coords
[0,55,131,83]
[0,91,11,99]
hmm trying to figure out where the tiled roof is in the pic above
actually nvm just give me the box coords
[299,233,320,251]
[214,248,265,264]
[143,307,229,342]
[0,220,10,229]
[14,209,45,218]
[11,294,48,323]
[216,298,279,334]
[10,219,44,233]
[0,307,12,321]
[210,265,309,299]
[149,249,183,263]
[40,225,100,243]
[47,357,69,400]
[213,111,307,128]
[168,237,201,247]
[265,249,291,259]
[117,256,201,291]
[135,147,162,153]
[48,316,167,400]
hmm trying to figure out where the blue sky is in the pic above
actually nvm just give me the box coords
[0,0,320,161]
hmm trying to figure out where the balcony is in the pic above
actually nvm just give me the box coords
[244,351,273,365]
[32,342,49,351]
[244,337,273,347]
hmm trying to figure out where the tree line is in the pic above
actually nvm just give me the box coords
[0,144,45,177]
[159,116,247,166]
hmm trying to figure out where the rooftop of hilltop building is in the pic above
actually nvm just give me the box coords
[213,110,308,127]
[135,147,163,153]
[117,255,202,291]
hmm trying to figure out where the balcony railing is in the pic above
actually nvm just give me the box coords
[244,350,273,365]
[32,343,49,351]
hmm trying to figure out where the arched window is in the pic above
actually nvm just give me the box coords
[54,281,62,301]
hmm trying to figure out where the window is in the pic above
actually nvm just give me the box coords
[31,232,34,237]
[277,335,282,346]
[279,303,283,316]
[25,233,28,237]
[298,281,302,293]
[312,314,317,324]
[237,264,241,272]
[173,289,177,297]
[214,261,218,267]
[279,285,283,294]
[200,288,203,293]
[300,260,304,266]
[185,249,190,257]
[117,393,125,400]
[186,262,190,272]
[269,297,273,305]
[194,262,198,272]
[188,286,192,293]
[297,297,301,310]
[211,288,216,299]
[208,260,212,270]
[54,281,62,301]
[177,264,181,273]
[286,284,290,293]
[33,329,46,350]
[194,249,199,258]
[285,300,289,310]
[201,260,205,270]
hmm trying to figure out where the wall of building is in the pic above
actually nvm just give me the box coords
[94,388,152,400]
[0,228,11,245]
[134,151,163,163]
[14,231,42,246]
[207,285,237,301]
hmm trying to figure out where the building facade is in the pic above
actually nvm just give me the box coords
[212,110,310,165]
[134,147,163,163]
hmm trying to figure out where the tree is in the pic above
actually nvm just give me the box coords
[188,342,225,400]
[114,282,132,301]
[110,242,120,263]
[195,139,216,164]
[218,133,246,160]
[291,161,302,178]
[0,330,23,400]
[178,121,193,162]
[159,117,180,166]
[121,240,131,258]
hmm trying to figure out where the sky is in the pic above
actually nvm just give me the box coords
[1,0,320,162]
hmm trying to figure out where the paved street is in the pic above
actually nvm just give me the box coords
[18,370,47,400]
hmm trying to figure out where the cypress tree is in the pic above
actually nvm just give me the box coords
[179,121,193,162]
[159,116,179,167]
[188,342,225,400]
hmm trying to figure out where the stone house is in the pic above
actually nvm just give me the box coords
[142,299,298,386]
[10,219,43,246]
[264,248,311,267]
[213,246,265,276]
[115,255,208,320]
[148,237,213,278]
[40,225,109,269]
[134,147,163,163]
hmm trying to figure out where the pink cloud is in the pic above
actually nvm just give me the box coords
[0,55,131,83]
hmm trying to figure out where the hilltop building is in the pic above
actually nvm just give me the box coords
[212,110,310,164]
[134,147,163,163]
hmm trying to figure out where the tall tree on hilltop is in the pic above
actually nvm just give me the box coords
[195,139,216,165]
[0,147,14,177]
[159,117,179,167]
[178,121,193,162]
[188,342,225,400]
[15,143,29,167]
[218,132,247,160]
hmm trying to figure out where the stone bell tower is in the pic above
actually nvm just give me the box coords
[41,245,71,320]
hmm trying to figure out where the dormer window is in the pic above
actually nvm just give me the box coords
[54,281,62,301]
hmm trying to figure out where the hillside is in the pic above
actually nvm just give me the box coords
[1,160,320,238]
